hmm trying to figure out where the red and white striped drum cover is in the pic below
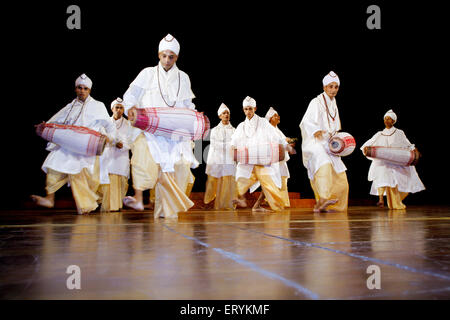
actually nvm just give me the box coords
[38,123,107,156]
[130,107,210,141]
[365,146,419,166]
[233,143,285,165]
[328,132,356,156]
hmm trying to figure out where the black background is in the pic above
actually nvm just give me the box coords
[2,0,448,208]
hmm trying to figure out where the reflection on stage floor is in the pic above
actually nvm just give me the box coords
[1,206,449,299]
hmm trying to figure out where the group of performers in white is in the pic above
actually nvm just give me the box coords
[31,34,425,216]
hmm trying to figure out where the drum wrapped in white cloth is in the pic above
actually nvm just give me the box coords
[37,123,107,156]
[328,132,356,156]
[233,143,285,165]
[365,146,419,166]
[128,107,210,141]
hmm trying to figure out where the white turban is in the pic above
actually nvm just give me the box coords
[111,97,124,110]
[265,107,278,121]
[322,71,340,86]
[384,109,397,123]
[75,73,92,89]
[158,34,180,56]
[217,103,230,116]
[242,96,256,108]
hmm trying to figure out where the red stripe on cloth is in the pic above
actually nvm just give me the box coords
[43,123,102,137]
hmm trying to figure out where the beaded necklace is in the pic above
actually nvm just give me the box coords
[63,97,88,125]
[157,64,180,107]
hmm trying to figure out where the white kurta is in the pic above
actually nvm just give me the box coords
[99,116,132,183]
[250,125,290,193]
[205,122,236,178]
[122,62,199,173]
[360,126,425,195]
[42,96,116,177]
[299,92,347,180]
[230,115,287,188]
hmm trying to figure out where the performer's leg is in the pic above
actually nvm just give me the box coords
[252,192,267,212]
[69,168,100,215]
[215,176,238,210]
[154,169,194,219]
[174,158,195,197]
[281,176,290,208]
[254,166,285,211]
[101,174,128,212]
[126,134,158,211]
[204,175,218,208]
[385,186,406,210]
[31,169,68,208]
[326,170,349,212]
[310,163,339,212]
[234,171,259,208]
[377,187,386,208]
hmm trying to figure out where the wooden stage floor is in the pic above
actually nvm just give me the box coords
[1,206,449,300]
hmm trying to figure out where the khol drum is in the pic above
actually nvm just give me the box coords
[128,107,210,141]
[234,143,285,165]
[365,146,419,166]
[37,123,107,156]
[328,132,356,156]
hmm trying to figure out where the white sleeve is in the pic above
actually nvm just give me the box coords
[300,99,322,138]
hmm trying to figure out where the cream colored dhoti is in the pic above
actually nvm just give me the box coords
[130,133,158,191]
[281,176,290,208]
[310,163,349,212]
[237,165,285,211]
[131,133,194,218]
[204,175,238,210]
[378,186,408,210]
[98,174,129,212]
[45,157,100,213]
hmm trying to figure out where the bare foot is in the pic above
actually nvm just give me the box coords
[123,196,144,211]
[232,198,247,208]
[318,199,338,212]
[252,206,273,213]
[202,202,215,210]
[376,201,385,208]
[30,195,54,208]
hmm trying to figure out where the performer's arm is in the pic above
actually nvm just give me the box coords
[300,100,322,139]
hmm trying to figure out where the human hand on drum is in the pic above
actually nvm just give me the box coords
[314,131,323,140]
[116,141,123,149]
[35,121,46,136]
[363,146,368,155]
[128,106,137,123]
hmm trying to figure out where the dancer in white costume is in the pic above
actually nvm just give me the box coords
[31,74,117,214]
[361,109,425,209]
[252,107,295,210]
[121,34,197,218]
[299,71,349,212]
[231,96,287,212]
[203,103,237,210]
[98,98,132,212]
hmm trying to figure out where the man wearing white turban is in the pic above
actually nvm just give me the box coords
[31,74,117,214]
[121,33,197,218]
[230,97,288,212]
[203,103,237,209]
[361,110,425,209]
[299,71,349,212]
[252,107,296,208]
[97,98,133,211]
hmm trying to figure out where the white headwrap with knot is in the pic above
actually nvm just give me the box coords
[158,33,180,56]
[384,109,397,123]
[322,71,340,86]
[217,103,230,116]
[75,73,92,89]
[242,96,256,108]
[265,107,278,121]
[111,97,124,110]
